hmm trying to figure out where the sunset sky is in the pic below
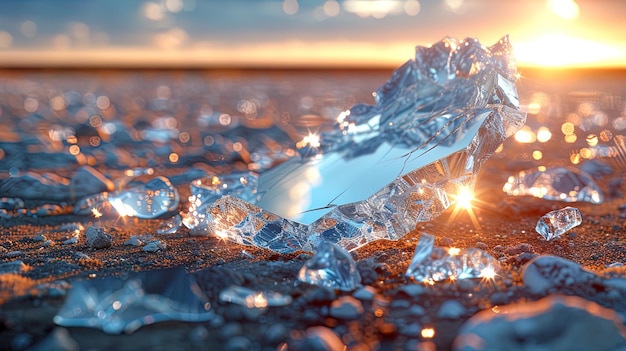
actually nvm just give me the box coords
[0,0,624,68]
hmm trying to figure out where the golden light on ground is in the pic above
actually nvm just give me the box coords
[421,327,436,339]
[448,247,461,256]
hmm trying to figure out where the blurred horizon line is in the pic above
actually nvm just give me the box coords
[1,62,625,73]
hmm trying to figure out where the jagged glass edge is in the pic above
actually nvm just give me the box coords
[297,240,362,291]
[202,36,525,253]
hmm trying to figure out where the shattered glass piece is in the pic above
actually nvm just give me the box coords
[189,36,525,253]
[53,268,213,334]
[108,177,179,218]
[219,285,292,309]
[208,196,309,254]
[406,232,499,283]
[183,172,258,231]
[191,172,259,206]
[298,241,362,291]
[503,167,603,204]
[535,206,582,241]
[75,176,179,219]
[157,214,182,234]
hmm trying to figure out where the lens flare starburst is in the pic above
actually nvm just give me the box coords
[447,185,482,229]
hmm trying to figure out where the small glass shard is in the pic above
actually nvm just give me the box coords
[219,285,292,309]
[406,232,499,283]
[183,172,258,231]
[75,176,179,219]
[535,206,582,241]
[157,214,182,234]
[186,36,525,253]
[191,172,259,206]
[503,167,603,204]
[297,241,362,291]
[53,268,213,334]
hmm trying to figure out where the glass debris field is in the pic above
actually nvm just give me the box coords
[0,35,625,351]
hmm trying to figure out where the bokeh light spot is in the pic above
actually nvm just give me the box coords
[0,31,13,49]
[323,0,340,17]
[69,145,81,155]
[536,127,552,143]
[169,152,179,163]
[283,0,299,15]
[20,21,37,38]
[586,134,598,146]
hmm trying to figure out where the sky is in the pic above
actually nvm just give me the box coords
[0,0,624,68]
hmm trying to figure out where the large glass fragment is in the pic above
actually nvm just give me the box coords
[75,176,179,219]
[503,167,603,204]
[406,232,499,283]
[535,206,582,241]
[187,36,525,253]
[53,268,213,334]
[298,241,362,291]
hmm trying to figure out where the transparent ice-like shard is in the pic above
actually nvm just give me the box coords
[191,173,259,205]
[535,206,582,241]
[53,268,213,334]
[157,214,182,234]
[75,176,179,219]
[186,36,525,253]
[406,232,499,283]
[183,172,258,231]
[503,167,603,204]
[297,241,362,291]
[219,285,292,309]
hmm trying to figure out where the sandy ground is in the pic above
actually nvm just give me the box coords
[0,157,624,350]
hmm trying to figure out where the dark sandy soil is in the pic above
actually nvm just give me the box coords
[0,67,625,350]
[0,157,624,351]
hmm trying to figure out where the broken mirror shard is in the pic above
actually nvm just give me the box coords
[53,268,213,334]
[535,206,582,241]
[503,166,603,204]
[298,241,362,291]
[219,285,292,309]
[74,176,179,219]
[187,36,525,253]
[406,232,499,283]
